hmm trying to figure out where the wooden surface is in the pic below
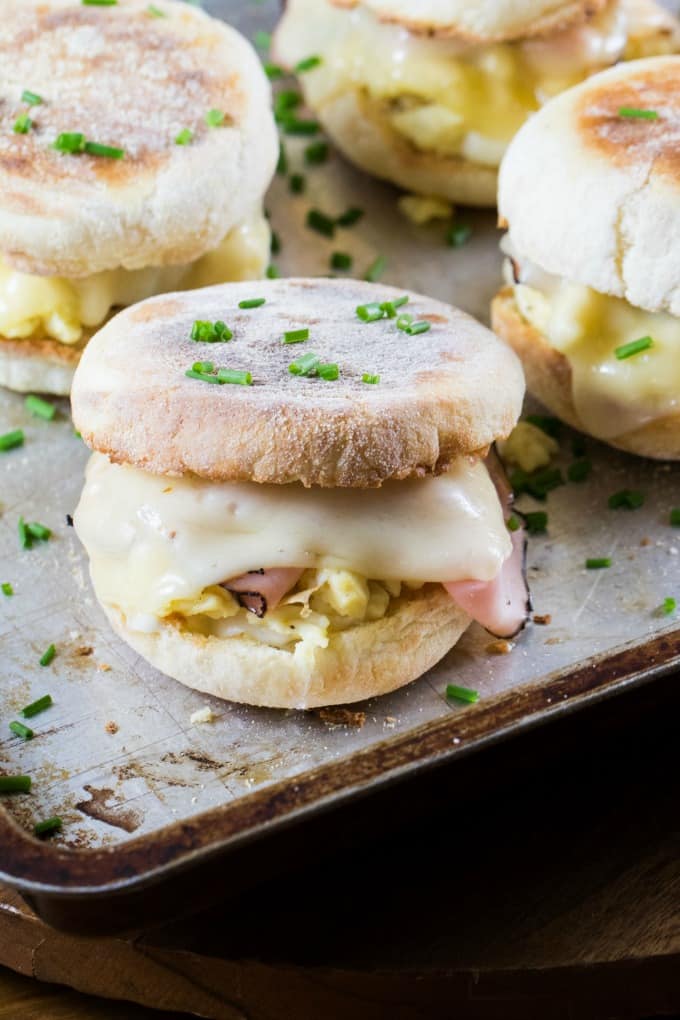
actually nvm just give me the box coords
[1,671,679,1020]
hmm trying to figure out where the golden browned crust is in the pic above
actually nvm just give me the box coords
[104,585,471,709]
[71,278,525,486]
[0,0,277,277]
[492,288,680,459]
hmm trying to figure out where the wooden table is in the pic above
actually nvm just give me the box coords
[1,669,679,1020]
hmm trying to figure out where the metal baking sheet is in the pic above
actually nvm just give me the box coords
[1,0,679,921]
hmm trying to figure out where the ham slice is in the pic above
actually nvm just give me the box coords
[222,567,304,618]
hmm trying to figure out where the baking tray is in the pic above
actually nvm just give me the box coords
[1,0,679,933]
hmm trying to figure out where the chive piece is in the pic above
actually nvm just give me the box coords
[670,508,680,527]
[405,320,431,336]
[185,369,220,384]
[264,63,284,81]
[13,114,33,135]
[271,232,281,256]
[276,142,288,176]
[82,0,117,4]
[266,264,280,279]
[525,511,548,534]
[2,582,13,596]
[283,327,310,344]
[0,775,31,794]
[571,434,587,458]
[362,373,380,385]
[192,361,214,374]
[618,106,658,120]
[280,116,320,136]
[305,141,329,165]
[26,522,51,541]
[511,467,564,501]
[34,816,63,838]
[21,90,43,106]
[205,108,226,127]
[447,224,472,248]
[330,252,352,271]
[295,55,322,73]
[661,597,677,615]
[381,295,409,316]
[175,128,193,146]
[254,29,271,48]
[216,368,252,386]
[0,429,24,451]
[586,557,611,569]
[608,489,644,510]
[289,353,320,377]
[84,140,124,161]
[615,335,653,360]
[446,684,479,704]
[25,394,56,421]
[147,3,165,14]
[356,302,384,323]
[525,414,562,439]
[507,514,520,532]
[568,458,591,483]
[289,173,306,194]
[306,209,335,237]
[21,695,53,719]
[337,207,364,227]
[318,362,339,381]
[238,297,266,309]
[18,517,29,550]
[9,721,34,741]
[191,320,232,342]
[53,132,85,153]
[396,313,413,331]
[365,255,387,282]
[39,644,56,667]
[274,91,301,119]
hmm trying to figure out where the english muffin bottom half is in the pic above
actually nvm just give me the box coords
[494,56,680,460]
[72,278,529,709]
[0,0,278,395]
[273,0,679,207]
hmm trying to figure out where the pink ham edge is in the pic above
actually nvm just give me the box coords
[443,528,529,639]
[223,567,304,616]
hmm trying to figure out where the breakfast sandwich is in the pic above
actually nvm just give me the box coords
[493,56,680,460]
[0,0,277,395]
[273,0,680,206]
[72,278,530,709]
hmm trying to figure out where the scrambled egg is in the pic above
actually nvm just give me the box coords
[498,421,560,473]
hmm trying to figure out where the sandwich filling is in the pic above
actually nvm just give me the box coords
[0,211,270,346]
[502,247,680,438]
[75,453,528,657]
[276,0,675,171]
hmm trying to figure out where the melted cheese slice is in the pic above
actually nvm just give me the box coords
[277,0,630,168]
[75,453,511,625]
[507,258,680,438]
[0,211,270,345]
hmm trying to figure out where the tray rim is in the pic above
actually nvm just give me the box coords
[1,623,679,900]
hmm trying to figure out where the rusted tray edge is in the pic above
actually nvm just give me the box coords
[1,624,679,897]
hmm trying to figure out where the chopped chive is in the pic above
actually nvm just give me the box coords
[25,394,56,421]
[507,514,520,532]
[568,458,591,483]
[524,511,548,534]
[274,91,301,119]
[511,467,564,501]
[84,141,125,160]
[39,644,56,667]
[306,208,335,237]
[404,320,431,336]
[608,489,644,510]
[571,434,587,457]
[18,517,28,549]
[660,597,677,615]
[2,582,13,596]
[289,353,320,377]
[19,519,51,549]
[615,335,653,360]
[619,106,658,120]
[175,128,193,145]
[254,29,271,48]
[525,414,562,439]
[305,141,329,165]
[185,369,220,384]
[21,90,43,106]
[82,0,117,4]
[0,429,24,452]
[362,373,380,385]
[191,320,232,342]
[0,775,31,794]
[146,3,165,14]
[381,295,409,315]
[192,360,214,373]
[276,142,288,175]
[238,297,266,309]
[205,109,227,128]
[337,207,364,227]
[446,684,479,704]
[295,55,322,73]
[266,264,280,279]
[364,255,387,282]
[447,224,472,248]
[318,362,339,381]
[330,251,352,271]
[283,327,310,344]
[271,232,281,255]
[216,368,252,386]
[586,557,611,569]
[52,132,85,153]
[21,694,53,719]
[34,816,63,838]
[670,508,680,527]
[264,63,284,81]
[356,302,384,323]
[396,313,413,331]
[279,116,320,135]
[289,173,306,194]
[13,114,33,135]
[9,721,34,741]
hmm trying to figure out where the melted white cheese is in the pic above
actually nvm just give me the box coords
[75,453,511,623]
[0,211,270,345]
